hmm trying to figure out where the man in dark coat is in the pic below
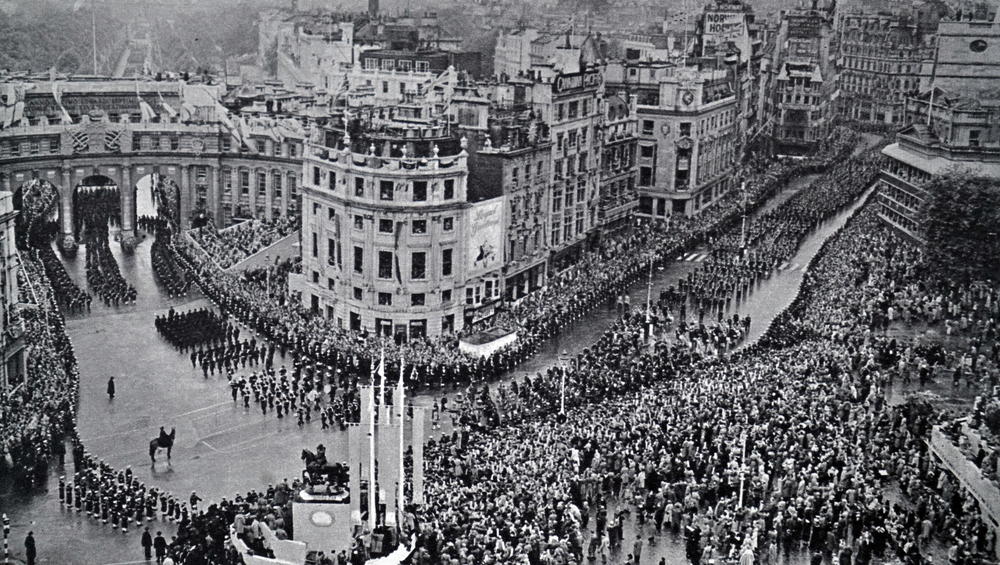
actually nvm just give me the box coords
[154,531,167,564]
[25,531,37,565]
[142,527,153,560]
[108,376,116,400]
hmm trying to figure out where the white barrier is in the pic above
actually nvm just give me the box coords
[459,330,518,358]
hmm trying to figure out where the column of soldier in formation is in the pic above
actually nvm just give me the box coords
[57,450,193,533]
[76,188,137,306]
[141,216,192,298]
[226,357,361,429]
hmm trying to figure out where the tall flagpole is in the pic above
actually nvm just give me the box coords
[92,2,98,75]
[367,354,378,531]
[367,380,377,530]
[397,360,406,528]
[378,349,386,407]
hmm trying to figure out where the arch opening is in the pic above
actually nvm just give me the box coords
[74,174,136,305]
[12,179,61,249]
[135,173,181,230]
[73,174,121,243]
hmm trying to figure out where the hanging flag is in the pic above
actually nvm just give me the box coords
[158,90,178,118]
[216,102,242,145]
[180,102,197,122]
[12,101,24,126]
[52,81,73,124]
[237,117,257,152]
[136,82,156,123]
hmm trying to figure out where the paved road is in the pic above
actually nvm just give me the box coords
[2,175,866,565]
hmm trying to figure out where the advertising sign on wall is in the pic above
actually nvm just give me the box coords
[554,70,603,94]
[702,11,751,63]
[467,197,504,278]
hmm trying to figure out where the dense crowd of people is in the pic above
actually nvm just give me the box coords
[189,217,299,269]
[163,128,867,400]
[14,125,1000,565]
[0,254,79,482]
[407,204,999,565]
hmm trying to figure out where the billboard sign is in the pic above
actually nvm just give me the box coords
[467,197,504,278]
[554,70,603,94]
[703,11,750,62]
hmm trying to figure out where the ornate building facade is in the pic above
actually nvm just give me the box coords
[836,9,936,125]
[300,118,492,338]
[0,79,305,250]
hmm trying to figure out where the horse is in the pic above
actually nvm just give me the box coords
[301,449,348,486]
[301,448,327,469]
[149,428,175,463]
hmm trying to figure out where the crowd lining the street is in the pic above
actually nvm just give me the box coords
[8,127,1000,565]
[189,217,299,269]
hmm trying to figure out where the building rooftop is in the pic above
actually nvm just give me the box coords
[884,141,1000,177]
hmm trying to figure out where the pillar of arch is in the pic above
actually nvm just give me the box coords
[249,167,262,220]
[178,164,191,231]
[209,165,221,226]
[278,169,289,218]
[60,168,75,247]
[120,164,135,240]
[264,167,274,222]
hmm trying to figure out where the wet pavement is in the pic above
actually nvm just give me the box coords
[1,174,890,565]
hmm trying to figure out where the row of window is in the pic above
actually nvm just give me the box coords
[551,185,589,213]
[641,120,695,137]
[0,137,60,157]
[327,244,455,279]
[553,152,590,177]
[311,167,457,202]
[841,56,915,75]
[555,98,593,122]
[223,170,296,199]
[556,127,590,151]
[508,160,545,185]
[362,58,431,72]
[549,207,591,246]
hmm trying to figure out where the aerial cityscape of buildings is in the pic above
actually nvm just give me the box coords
[1,0,1000,563]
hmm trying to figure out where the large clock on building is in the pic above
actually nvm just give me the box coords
[681,90,695,106]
